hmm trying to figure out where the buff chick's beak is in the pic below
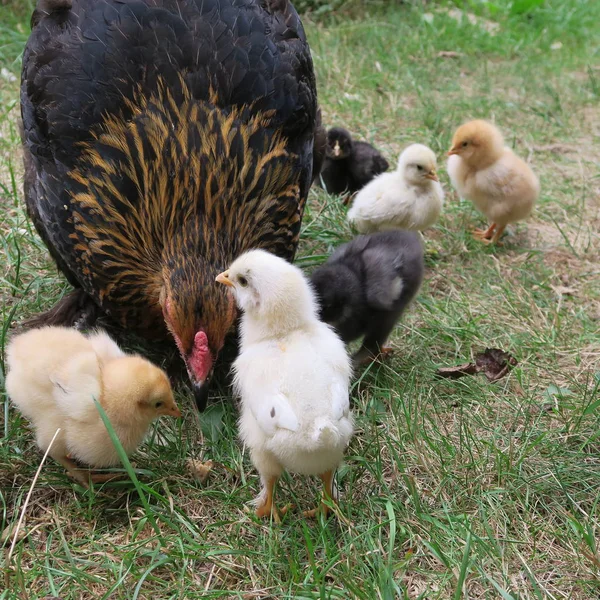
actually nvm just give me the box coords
[215,271,234,287]
[425,170,438,181]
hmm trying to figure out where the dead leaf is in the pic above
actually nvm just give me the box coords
[551,285,576,296]
[532,143,576,154]
[437,51,462,59]
[474,348,518,382]
[1,523,26,544]
[435,362,478,379]
[436,348,517,382]
[187,459,213,483]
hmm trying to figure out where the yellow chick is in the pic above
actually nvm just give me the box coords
[5,326,180,486]
[447,119,540,244]
[347,143,444,233]
[216,250,353,522]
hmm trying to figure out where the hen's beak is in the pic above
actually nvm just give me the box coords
[216,271,233,287]
[333,142,340,157]
[192,381,210,412]
[425,170,439,181]
[447,148,459,156]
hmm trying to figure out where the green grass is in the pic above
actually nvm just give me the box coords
[1,1,600,598]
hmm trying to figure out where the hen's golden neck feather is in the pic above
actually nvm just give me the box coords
[67,78,304,387]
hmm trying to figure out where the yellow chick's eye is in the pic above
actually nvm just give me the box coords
[238,275,248,287]
[155,401,164,409]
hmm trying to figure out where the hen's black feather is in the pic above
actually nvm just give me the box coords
[21,0,320,406]
[311,230,424,364]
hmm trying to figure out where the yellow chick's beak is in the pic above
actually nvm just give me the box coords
[169,405,182,418]
[425,170,439,182]
[215,270,234,287]
[447,148,459,157]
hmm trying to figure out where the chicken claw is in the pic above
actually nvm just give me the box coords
[254,476,292,524]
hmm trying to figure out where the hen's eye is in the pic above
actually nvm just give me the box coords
[238,275,248,287]
[155,401,163,409]
[462,141,469,147]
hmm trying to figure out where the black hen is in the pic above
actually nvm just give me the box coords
[21,0,323,410]
[310,230,424,365]
[317,127,389,196]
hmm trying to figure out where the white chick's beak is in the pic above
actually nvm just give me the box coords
[333,142,340,157]
[425,169,439,182]
[215,270,234,287]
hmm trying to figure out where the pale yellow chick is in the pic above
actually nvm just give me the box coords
[5,326,180,487]
[447,119,540,244]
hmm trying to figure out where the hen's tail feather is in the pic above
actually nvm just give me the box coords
[20,290,99,331]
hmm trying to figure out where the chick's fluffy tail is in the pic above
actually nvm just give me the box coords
[312,417,341,447]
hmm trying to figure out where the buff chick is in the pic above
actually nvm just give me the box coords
[447,119,540,244]
[347,144,444,233]
[216,250,353,522]
[5,326,180,487]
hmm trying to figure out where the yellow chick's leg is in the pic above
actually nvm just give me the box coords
[255,475,290,524]
[58,455,122,487]
[489,224,506,245]
[55,455,92,488]
[473,223,496,240]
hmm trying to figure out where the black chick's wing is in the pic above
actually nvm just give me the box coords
[349,141,390,190]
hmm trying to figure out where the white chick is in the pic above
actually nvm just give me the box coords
[5,326,181,487]
[447,119,540,244]
[347,143,444,233]
[216,250,353,522]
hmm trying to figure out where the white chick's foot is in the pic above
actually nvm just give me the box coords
[254,475,291,524]
[302,471,351,525]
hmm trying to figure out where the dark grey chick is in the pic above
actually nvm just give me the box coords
[310,230,424,366]
[318,127,389,196]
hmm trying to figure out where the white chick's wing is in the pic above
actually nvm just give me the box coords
[50,352,102,423]
[329,379,350,421]
[249,392,300,437]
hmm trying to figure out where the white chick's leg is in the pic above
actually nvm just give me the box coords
[303,470,339,519]
[252,450,287,523]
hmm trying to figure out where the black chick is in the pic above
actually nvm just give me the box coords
[317,127,389,196]
[310,230,424,366]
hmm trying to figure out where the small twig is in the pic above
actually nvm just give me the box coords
[5,428,60,587]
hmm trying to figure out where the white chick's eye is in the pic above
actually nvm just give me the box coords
[416,165,423,171]
[238,275,248,287]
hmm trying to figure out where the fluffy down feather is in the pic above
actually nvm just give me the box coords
[216,249,352,520]
[447,119,539,244]
[5,326,180,486]
[348,144,444,233]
